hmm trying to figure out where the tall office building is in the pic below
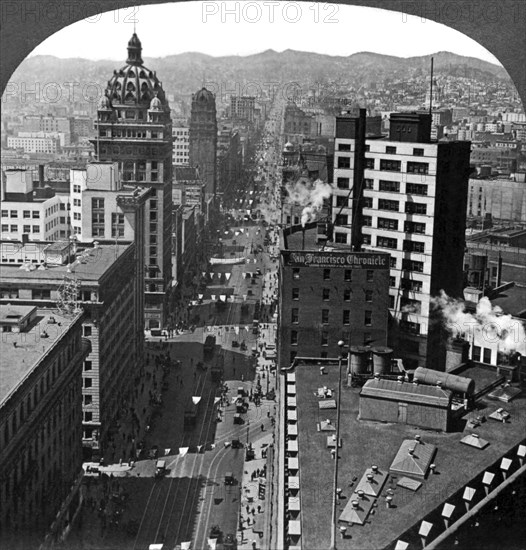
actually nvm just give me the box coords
[332,111,472,370]
[189,88,217,199]
[92,33,173,329]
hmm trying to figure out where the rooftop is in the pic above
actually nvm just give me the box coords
[291,360,526,550]
[0,243,131,284]
[0,307,82,405]
[283,224,351,252]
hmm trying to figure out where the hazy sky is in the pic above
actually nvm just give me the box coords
[29,1,501,65]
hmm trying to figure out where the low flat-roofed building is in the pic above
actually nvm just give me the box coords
[359,378,453,431]
[0,306,89,547]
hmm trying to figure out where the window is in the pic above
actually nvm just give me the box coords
[377,217,398,230]
[150,211,157,221]
[364,311,372,326]
[321,309,329,324]
[150,235,157,244]
[403,240,425,253]
[365,157,374,169]
[31,289,51,300]
[335,232,347,244]
[290,331,298,345]
[337,177,350,189]
[335,214,348,226]
[377,236,398,249]
[379,180,400,193]
[73,185,81,193]
[401,279,423,292]
[32,226,40,233]
[405,202,427,215]
[406,183,427,195]
[386,146,397,154]
[322,288,330,301]
[321,331,329,346]
[73,198,81,207]
[111,213,125,237]
[401,297,422,314]
[363,197,373,208]
[150,199,158,210]
[149,223,157,234]
[23,225,31,233]
[84,412,93,422]
[336,196,348,208]
[365,290,373,302]
[10,211,18,218]
[413,148,424,156]
[84,378,92,389]
[10,225,17,232]
[344,289,351,301]
[380,159,401,172]
[323,269,331,280]
[407,161,428,174]
[400,320,420,334]
[290,351,297,364]
[1,225,8,232]
[292,288,299,300]
[366,270,374,282]
[472,345,481,362]
[84,361,92,371]
[337,156,350,169]
[483,348,492,364]
[343,310,350,325]
[338,143,351,151]
[292,268,300,279]
[1,209,7,217]
[83,395,93,405]
[291,308,299,324]
[402,259,424,273]
[390,257,397,268]
[389,276,396,287]
[364,178,374,189]
[92,198,104,209]
[32,211,40,218]
[363,234,371,245]
[73,212,81,221]
[404,221,426,234]
[344,270,352,282]
[378,199,399,211]
[23,210,30,218]
[83,326,92,337]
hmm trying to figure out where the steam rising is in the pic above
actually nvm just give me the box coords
[432,290,526,354]
[285,178,332,227]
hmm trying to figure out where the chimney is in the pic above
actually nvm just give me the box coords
[38,165,45,187]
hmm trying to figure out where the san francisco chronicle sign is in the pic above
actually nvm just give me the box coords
[282,251,389,269]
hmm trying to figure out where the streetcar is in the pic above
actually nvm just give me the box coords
[183,395,202,430]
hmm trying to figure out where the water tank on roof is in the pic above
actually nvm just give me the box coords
[372,347,393,375]
[414,367,475,395]
[349,346,369,376]
[469,253,487,272]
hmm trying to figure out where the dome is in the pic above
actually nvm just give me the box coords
[283,141,294,152]
[104,33,168,107]
[193,87,215,103]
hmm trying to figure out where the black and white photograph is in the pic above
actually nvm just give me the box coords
[1,1,525,549]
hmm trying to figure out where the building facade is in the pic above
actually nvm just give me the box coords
[332,111,472,370]
[278,225,390,369]
[172,124,189,165]
[92,33,173,329]
[189,88,217,199]
[0,305,88,546]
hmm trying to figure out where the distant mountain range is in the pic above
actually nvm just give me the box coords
[8,50,509,102]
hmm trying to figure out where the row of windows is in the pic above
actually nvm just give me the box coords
[290,312,374,345]
[292,285,376,302]
[292,268,373,282]
[1,210,41,219]
[369,199,428,215]
[2,224,40,233]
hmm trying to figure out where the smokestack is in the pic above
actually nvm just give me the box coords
[38,165,45,187]
[302,227,305,250]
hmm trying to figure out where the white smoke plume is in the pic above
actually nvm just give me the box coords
[285,178,332,227]
[432,290,526,354]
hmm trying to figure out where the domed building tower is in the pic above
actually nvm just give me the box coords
[189,87,217,198]
[92,33,173,330]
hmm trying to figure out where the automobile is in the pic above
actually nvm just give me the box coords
[223,533,237,549]
[224,472,235,485]
[232,340,239,348]
[155,460,166,478]
[209,525,223,542]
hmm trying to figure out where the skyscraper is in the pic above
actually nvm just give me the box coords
[92,33,173,329]
[332,111,472,370]
[189,88,217,199]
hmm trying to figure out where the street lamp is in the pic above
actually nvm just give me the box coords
[331,340,345,550]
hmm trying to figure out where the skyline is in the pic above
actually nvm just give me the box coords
[28,2,502,66]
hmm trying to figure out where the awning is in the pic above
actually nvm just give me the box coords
[288,457,299,470]
[287,384,297,395]
[287,372,296,383]
[288,476,300,489]
[289,520,301,536]
[287,440,299,453]
[288,496,301,511]
[287,410,297,421]
[288,424,298,436]
[287,396,297,408]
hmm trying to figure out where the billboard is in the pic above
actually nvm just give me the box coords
[282,251,389,269]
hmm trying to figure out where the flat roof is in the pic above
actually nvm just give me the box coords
[487,285,526,317]
[291,360,526,550]
[0,308,81,405]
[0,304,36,324]
[0,244,131,284]
[361,378,452,407]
